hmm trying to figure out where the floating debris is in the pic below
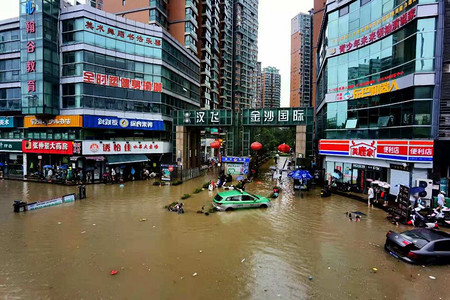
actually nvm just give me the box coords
[429,276,436,280]
[308,276,313,281]
[81,231,86,234]
[372,267,378,273]
[241,258,246,263]
[140,218,147,222]
[110,270,118,275]
[193,272,198,277]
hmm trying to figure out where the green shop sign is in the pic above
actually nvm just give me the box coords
[0,140,22,152]
[174,110,233,126]
[242,107,312,126]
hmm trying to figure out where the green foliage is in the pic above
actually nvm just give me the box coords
[253,127,296,154]
[181,193,191,200]
[193,188,203,194]
[172,180,183,186]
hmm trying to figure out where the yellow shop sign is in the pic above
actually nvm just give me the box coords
[24,115,83,128]
[353,80,399,100]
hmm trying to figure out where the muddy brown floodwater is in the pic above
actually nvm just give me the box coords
[1,159,450,299]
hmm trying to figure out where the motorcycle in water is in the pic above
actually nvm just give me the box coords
[321,186,331,197]
[408,203,439,229]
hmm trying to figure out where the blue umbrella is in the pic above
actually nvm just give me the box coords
[236,176,244,181]
[410,186,425,194]
[0,163,4,167]
[288,170,312,180]
[331,172,341,179]
[58,165,68,170]
[43,165,52,169]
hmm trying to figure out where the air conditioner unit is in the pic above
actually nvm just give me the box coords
[415,178,433,200]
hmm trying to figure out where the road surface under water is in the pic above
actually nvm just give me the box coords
[1,158,450,299]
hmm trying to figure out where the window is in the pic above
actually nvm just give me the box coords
[122,0,125,5]
[345,119,358,129]
[361,0,371,6]
[434,241,450,251]
[228,196,241,202]
[242,195,254,201]
[339,6,349,17]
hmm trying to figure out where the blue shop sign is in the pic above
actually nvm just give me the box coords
[221,156,250,163]
[0,117,14,128]
[84,115,164,131]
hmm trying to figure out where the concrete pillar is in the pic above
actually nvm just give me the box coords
[176,126,188,169]
[295,125,307,158]
[23,153,27,177]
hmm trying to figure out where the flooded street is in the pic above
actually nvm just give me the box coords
[1,160,450,299]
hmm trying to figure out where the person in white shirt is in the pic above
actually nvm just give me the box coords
[368,186,374,207]
[437,191,446,208]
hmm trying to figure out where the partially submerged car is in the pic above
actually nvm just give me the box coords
[212,190,271,211]
[384,228,450,264]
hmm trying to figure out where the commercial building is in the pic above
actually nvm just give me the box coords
[312,0,326,109]
[290,12,312,107]
[100,0,258,111]
[316,0,442,195]
[261,66,281,108]
[0,0,200,181]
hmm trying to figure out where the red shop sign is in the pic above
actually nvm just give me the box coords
[22,140,73,155]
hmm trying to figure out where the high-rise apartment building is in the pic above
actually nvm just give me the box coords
[102,0,258,110]
[262,67,281,108]
[290,12,312,107]
[254,61,262,108]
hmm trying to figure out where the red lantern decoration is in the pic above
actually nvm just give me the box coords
[168,166,174,172]
[278,143,290,153]
[210,141,221,149]
[250,141,262,151]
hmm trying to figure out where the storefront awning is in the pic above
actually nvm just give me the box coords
[106,154,149,165]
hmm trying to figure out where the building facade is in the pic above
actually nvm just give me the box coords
[312,0,326,110]
[100,0,258,111]
[262,66,281,108]
[316,0,442,195]
[290,12,312,107]
[0,0,200,181]
[254,61,262,108]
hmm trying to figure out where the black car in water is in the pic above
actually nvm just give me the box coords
[385,228,450,264]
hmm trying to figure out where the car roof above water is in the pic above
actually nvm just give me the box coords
[403,229,450,242]
[217,190,245,197]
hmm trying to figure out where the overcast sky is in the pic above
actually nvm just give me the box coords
[1,0,314,107]
[258,0,313,107]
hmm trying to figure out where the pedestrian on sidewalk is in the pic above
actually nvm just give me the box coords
[368,185,374,207]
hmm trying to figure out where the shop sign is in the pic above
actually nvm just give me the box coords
[83,18,162,48]
[83,115,164,131]
[242,108,309,126]
[221,156,250,163]
[390,164,411,172]
[319,140,433,163]
[336,80,399,100]
[177,109,233,126]
[330,71,404,93]
[226,163,249,175]
[83,71,162,93]
[82,141,170,155]
[0,116,14,128]
[27,193,76,211]
[328,1,417,47]
[160,164,180,181]
[0,140,22,152]
[24,115,83,128]
[328,6,417,58]
[22,140,74,155]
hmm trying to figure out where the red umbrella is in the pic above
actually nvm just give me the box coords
[278,143,290,153]
[250,141,262,151]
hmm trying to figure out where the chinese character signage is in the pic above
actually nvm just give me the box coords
[0,140,22,152]
[24,115,83,128]
[82,141,171,155]
[22,140,74,155]
[319,140,433,163]
[226,163,249,175]
[242,108,309,126]
[83,71,162,93]
[177,110,233,126]
[331,72,404,93]
[84,18,162,48]
[221,156,250,163]
[335,79,400,100]
[83,115,164,131]
[328,6,417,58]
[0,117,15,128]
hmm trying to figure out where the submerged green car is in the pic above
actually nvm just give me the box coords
[212,190,271,211]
